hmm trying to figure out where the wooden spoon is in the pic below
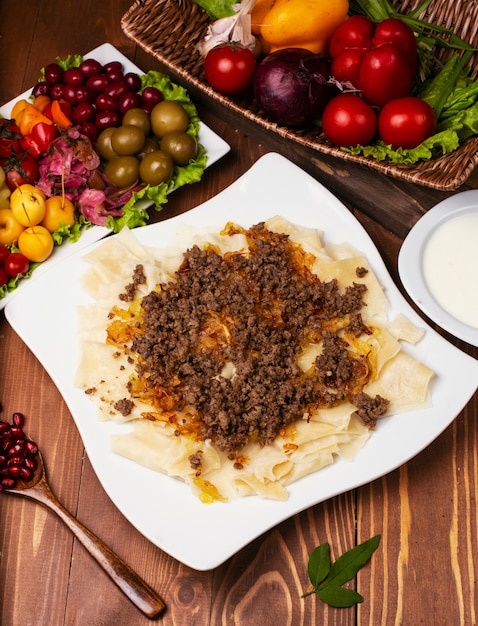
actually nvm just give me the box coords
[4,446,166,619]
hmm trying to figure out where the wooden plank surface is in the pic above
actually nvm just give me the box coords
[0,2,477,625]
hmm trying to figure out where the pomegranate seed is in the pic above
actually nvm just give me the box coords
[0,414,38,494]
[0,438,13,452]
[12,412,25,428]
[10,426,24,439]
[25,441,38,456]
[7,444,23,457]
[7,455,23,466]
[24,457,37,471]
[7,465,22,478]
[19,467,33,481]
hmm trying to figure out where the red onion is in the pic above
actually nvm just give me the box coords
[254,48,335,128]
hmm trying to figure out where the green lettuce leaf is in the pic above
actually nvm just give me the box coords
[51,214,93,245]
[439,101,478,140]
[344,129,460,164]
[437,76,478,119]
[191,0,237,19]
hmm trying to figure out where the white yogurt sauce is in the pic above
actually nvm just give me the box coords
[422,212,478,328]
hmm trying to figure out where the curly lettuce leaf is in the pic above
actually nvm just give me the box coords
[344,129,460,164]
[106,183,168,232]
[51,214,93,245]
[438,101,478,140]
[56,54,83,71]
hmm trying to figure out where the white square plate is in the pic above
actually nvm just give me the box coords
[0,43,230,310]
[6,153,478,570]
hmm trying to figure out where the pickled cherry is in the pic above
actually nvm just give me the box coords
[79,58,103,77]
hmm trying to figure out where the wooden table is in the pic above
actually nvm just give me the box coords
[1,2,477,625]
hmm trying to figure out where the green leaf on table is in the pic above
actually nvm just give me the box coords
[307,543,331,588]
[325,534,381,588]
[304,534,381,609]
[316,585,364,608]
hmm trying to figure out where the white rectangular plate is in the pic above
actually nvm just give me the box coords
[0,43,230,310]
[5,153,478,570]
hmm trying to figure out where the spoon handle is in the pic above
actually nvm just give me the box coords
[25,477,166,619]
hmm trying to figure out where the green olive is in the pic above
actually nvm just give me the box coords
[160,131,198,166]
[104,156,140,188]
[150,100,189,138]
[96,127,118,161]
[122,108,151,136]
[139,150,174,186]
[111,125,146,156]
[136,137,160,160]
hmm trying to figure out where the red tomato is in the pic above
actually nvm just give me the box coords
[0,119,23,161]
[4,252,29,278]
[0,245,10,266]
[3,152,40,192]
[331,48,368,86]
[322,94,377,147]
[204,45,257,96]
[378,97,436,148]
[329,15,374,58]
[373,18,417,73]
[0,266,8,287]
[358,44,414,107]
[329,17,416,107]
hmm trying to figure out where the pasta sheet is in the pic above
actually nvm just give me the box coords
[76,217,433,502]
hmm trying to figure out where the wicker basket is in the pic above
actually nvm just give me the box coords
[121,0,478,190]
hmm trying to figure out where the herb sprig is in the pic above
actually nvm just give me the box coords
[303,534,381,608]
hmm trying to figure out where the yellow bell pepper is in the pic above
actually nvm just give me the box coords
[32,95,52,113]
[10,99,29,123]
[251,0,349,55]
[18,105,54,137]
[11,98,55,137]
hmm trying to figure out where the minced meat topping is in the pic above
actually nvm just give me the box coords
[119,264,146,302]
[117,223,388,454]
